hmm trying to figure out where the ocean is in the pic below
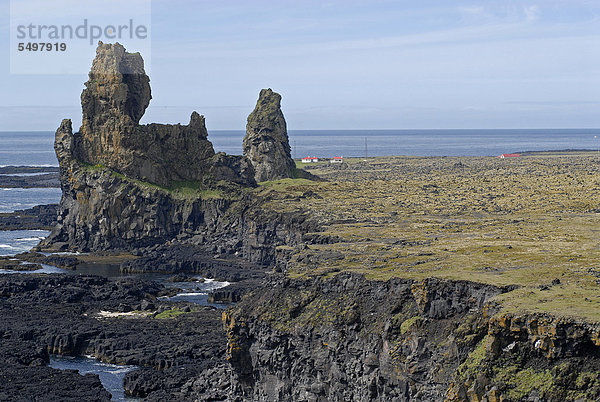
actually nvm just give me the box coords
[2,129,600,167]
[0,230,50,256]
[2,128,600,219]
[49,356,137,402]
[3,128,599,243]
[0,188,62,213]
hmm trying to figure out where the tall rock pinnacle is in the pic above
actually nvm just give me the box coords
[243,89,296,183]
[59,41,254,188]
[82,41,151,125]
[76,41,153,169]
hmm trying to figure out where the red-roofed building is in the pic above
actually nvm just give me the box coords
[330,156,344,164]
[498,153,521,159]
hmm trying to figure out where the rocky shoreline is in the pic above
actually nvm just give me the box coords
[0,166,60,188]
[2,265,599,401]
[0,273,231,400]
[0,204,59,230]
[3,41,600,401]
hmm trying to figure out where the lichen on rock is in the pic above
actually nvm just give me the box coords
[41,42,320,254]
[243,88,297,183]
[70,41,254,188]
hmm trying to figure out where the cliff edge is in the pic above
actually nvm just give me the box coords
[41,42,315,252]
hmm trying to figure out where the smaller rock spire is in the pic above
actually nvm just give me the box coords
[243,89,296,182]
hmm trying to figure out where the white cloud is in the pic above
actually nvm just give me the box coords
[524,5,540,22]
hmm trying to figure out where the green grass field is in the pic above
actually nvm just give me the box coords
[261,154,600,321]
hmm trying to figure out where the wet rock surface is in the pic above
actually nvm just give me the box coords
[0,204,59,230]
[0,274,229,401]
[0,346,111,402]
[0,166,60,188]
[121,244,267,282]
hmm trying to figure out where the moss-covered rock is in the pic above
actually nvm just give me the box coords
[243,89,297,183]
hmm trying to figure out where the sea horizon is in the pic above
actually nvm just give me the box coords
[2,128,600,166]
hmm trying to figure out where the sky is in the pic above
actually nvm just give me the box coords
[0,0,599,131]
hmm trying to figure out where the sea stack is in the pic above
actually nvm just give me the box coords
[42,42,257,251]
[57,41,254,188]
[75,41,156,175]
[243,89,296,183]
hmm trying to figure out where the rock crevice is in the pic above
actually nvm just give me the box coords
[43,43,311,254]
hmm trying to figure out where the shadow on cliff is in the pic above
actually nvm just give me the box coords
[40,42,319,255]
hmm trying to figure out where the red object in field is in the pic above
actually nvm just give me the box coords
[498,153,521,158]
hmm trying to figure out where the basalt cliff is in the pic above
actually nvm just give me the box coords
[75,42,253,188]
[40,42,308,256]
[32,43,600,401]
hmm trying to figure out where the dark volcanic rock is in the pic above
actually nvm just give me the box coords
[0,166,60,175]
[68,42,254,188]
[0,274,228,400]
[120,244,266,281]
[243,88,296,183]
[41,43,321,263]
[41,43,294,254]
[0,173,60,188]
[0,360,111,402]
[207,282,247,304]
[224,273,600,401]
[0,258,43,271]
[0,204,58,230]
[16,252,79,269]
[0,167,60,189]
[224,273,510,401]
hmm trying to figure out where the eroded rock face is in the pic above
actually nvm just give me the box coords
[71,41,253,188]
[224,274,509,401]
[224,275,600,401]
[243,89,296,183]
[43,42,318,255]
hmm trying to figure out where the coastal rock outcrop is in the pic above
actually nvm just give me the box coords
[41,42,319,254]
[243,89,297,183]
[0,274,229,401]
[224,274,508,401]
[69,41,254,188]
[224,274,600,401]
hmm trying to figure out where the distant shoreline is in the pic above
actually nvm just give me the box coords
[1,128,600,133]
[3,149,600,172]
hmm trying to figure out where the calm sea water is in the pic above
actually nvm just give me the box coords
[0,187,62,213]
[2,129,600,166]
[0,131,57,166]
[213,129,600,158]
[49,355,137,401]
